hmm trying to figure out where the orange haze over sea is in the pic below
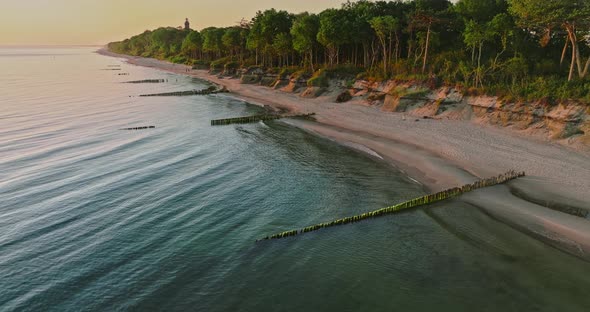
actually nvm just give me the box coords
[0,0,346,45]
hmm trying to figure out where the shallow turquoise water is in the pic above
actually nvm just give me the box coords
[1,47,589,312]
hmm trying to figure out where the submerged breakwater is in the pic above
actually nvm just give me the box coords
[139,85,228,97]
[211,113,315,126]
[124,79,166,84]
[260,171,526,241]
[120,126,156,130]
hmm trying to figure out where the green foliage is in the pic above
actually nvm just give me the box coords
[192,59,211,69]
[107,0,590,104]
[291,13,319,55]
[307,69,329,87]
[202,27,225,56]
[508,0,585,29]
[224,61,240,70]
[291,69,312,80]
[181,30,202,59]
[370,16,399,40]
[323,65,365,79]
[273,33,293,58]
[455,0,507,22]
[278,66,301,77]
[307,65,364,87]
[430,50,467,83]
[169,55,187,64]
[384,86,430,102]
[370,15,401,74]
[108,28,187,59]
[222,27,242,54]
[247,9,294,66]
[491,76,590,104]
[392,73,430,83]
[210,56,232,70]
[317,9,353,65]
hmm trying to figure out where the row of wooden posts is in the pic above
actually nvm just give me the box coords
[120,126,155,130]
[125,79,166,84]
[258,170,526,241]
[211,113,316,126]
[139,86,227,97]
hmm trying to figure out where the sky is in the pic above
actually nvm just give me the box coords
[0,0,347,45]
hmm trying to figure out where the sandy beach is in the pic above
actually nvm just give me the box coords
[98,49,590,261]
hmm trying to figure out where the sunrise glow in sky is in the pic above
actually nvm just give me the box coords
[0,0,348,45]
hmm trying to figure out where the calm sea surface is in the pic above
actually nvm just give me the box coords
[1,47,589,312]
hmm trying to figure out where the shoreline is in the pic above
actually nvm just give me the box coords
[97,48,590,261]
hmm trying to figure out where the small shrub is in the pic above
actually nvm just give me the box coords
[210,57,232,71]
[324,64,364,79]
[192,59,211,69]
[264,67,281,74]
[307,69,329,87]
[405,89,430,98]
[224,61,239,70]
[278,66,301,78]
[169,55,187,64]
[291,69,312,80]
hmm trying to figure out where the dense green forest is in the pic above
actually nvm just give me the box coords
[108,0,590,103]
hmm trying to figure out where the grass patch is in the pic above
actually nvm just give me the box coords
[388,86,430,98]
[210,57,232,71]
[168,55,187,64]
[307,69,329,87]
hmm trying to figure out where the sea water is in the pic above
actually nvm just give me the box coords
[1,47,589,312]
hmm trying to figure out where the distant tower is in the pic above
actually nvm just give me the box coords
[184,18,190,30]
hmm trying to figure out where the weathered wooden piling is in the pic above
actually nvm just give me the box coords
[120,126,156,130]
[257,170,525,242]
[139,86,228,97]
[211,113,315,126]
[124,79,166,84]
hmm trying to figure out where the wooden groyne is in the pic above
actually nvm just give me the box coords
[102,68,121,71]
[258,170,525,241]
[125,79,166,84]
[211,113,316,126]
[139,86,228,97]
[120,126,155,130]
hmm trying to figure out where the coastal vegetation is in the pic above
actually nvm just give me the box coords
[108,0,590,103]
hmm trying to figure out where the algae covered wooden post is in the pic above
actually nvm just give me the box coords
[257,170,525,242]
[211,113,315,126]
[139,85,227,97]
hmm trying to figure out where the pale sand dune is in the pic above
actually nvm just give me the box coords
[99,49,590,260]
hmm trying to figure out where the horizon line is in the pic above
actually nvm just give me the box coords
[0,44,105,48]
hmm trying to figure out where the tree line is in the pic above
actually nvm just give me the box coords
[109,0,590,102]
